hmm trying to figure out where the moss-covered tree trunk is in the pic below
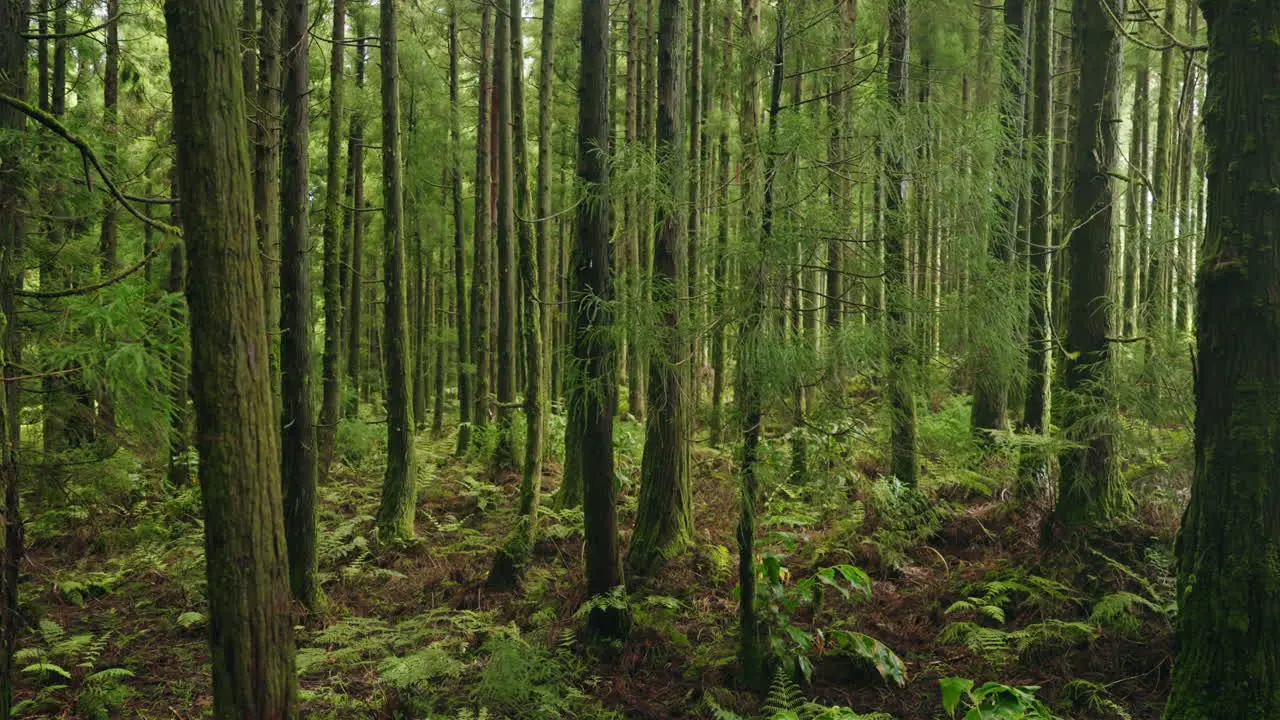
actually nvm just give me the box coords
[629,0,692,578]
[96,0,120,444]
[319,0,347,473]
[1052,0,1130,528]
[493,0,518,468]
[471,0,493,441]
[0,4,25,714]
[1164,1,1280,716]
[573,0,628,638]
[450,2,472,455]
[735,0,766,686]
[970,0,1026,438]
[489,0,548,588]
[279,0,319,610]
[254,0,283,420]
[1018,0,1052,494]
[344,24,367,418]
[377,0,417,543]
[163,0,298,714]
[885,0,917,487]
[708,4,732,448]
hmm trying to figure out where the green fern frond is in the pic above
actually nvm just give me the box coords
[763,667,806,715]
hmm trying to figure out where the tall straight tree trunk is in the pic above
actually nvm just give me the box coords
[0,4,25,714]
[344,26,368,418]
[687,0,703,403]
[629,0,691,577]
[493,0,518,467]
[1176,4,1199,337]
[1125,50,1148,337]
[377,0,417,543]
[735,0,766,686]
[255,0,283,419]
[450,3,472,455]
[885,0,917,486]
[471,0,494,440]
[971,0,1027,437]
[1019,0,1052,493]
[279,0,319,609]
[1145,0,1176,342]
[1165,1,1280,715]
[537,0,557,403]
[96,0,120,444]
[708,4,732,447]
[573,0,628,638]
[1053,0,1130,528]
[163,1,298,715]
[319,0,347,473]
[165,197,191,489]
[489,0,548,584]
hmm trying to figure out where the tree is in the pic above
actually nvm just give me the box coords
[885,0,917,487]
[163,0,298,714]
[319,0,347,473]
[970,0,1027,438]
[628,0,691,578]
[573,0,628,638]
[255,0,283,417]
[377,0,417,544]
[279,0,319,610]
[1164,1,1280,716]
[450,2,471,455]
[344,20,368,418]
[1019,0,1052,492]
[0,4,25,714]
[471,0,493,442]
[1052,0,1130,527]
[493,0,518,468]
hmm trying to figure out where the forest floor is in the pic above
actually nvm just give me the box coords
[11,391,1189,719]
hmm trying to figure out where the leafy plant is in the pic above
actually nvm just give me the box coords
[757,556,905,686]
[939,678,1062,720]
[11,618,135,719]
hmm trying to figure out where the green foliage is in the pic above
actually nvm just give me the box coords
[1061,679,1132,719]
[939,678,1063,720]
[756,555,904,687]
[12,618,134,719]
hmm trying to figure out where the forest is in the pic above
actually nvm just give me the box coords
[0,0,1274,717]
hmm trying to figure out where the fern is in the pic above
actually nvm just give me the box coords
[938,622,1012,663]
[378,644,463,690]
[763,667,807,716]
[1090,592,1169,635]
[1062,679,1132,720]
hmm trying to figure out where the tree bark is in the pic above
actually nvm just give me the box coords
[450,2,472,455]
[319,0,347,473]
[255,0,283,420]
[573,0,628,638]
[885,0,917,487]
[163,0,298,714]
[279,0,319,611]
[377,0,417,543]
[629,0,691,578]
[344,24,368,418]
[1165,1,1280,715]
[471,0,493,439]
[1052,0,1130,528]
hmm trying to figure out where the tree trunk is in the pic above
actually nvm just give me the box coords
[735,0,766,686]
[970,0,1027,437]
[163,0,298,714]
[629,0,691,578]
[1165,1,1280,715]
[344,25,367,418]
[377,0,417,543]
[255,0,283,420]
[319,0,347,473]
[708,4,732,448]
[0,4,26,714]
[493,0,518,468]
[471,0,493,439]
[1019,0,1052,494]
[885,0,917,487]
[1052,0,1130,528]
[96,0,120,444]
[573,0,628,638]
[450,2,472,455]
[279,0,319,611]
